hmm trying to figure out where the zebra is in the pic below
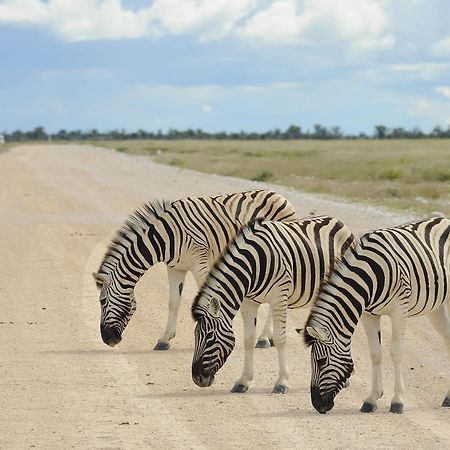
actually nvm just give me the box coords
[191,216,354,393]
[304,216,450,414]
[93,190,297,350]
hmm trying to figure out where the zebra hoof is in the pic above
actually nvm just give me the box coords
[231,383,248,393]
[442,396,450,407]
[389,403,404,414]
[153,342,170,351]
[255,339,271,349]
[272,384,288,394]
[360,402,377,413]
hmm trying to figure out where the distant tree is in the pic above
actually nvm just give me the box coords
[28,126,47,140]
[431,125,444,138]
[89,128,100,140]
[389,127,407,139]
[285,124,302,139]
[409,126,424,138]
[374,125,388,139]
[330,126,343,139]
[10,129,25,141]
[312,124,330,139]
[55,129,69,140]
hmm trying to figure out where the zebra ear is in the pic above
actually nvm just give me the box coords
[306,325,327,342]
[92,272,107,289]
[209,297,221,317]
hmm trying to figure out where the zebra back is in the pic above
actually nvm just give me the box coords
[192,215,355,320]
[96,189,296,279]
[305,216,450,346]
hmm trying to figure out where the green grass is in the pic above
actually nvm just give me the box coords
[0,143,14,154]
[80,139,448,217]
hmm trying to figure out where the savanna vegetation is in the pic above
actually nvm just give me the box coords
[2,125,448,216]
[3,124,450,141]
[90,139,450,216]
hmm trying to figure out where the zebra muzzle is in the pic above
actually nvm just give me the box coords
[311,386,335,414]
[192,359,215,387]
[100,325,122,347]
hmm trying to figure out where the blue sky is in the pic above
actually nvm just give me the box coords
[1,0,450,134]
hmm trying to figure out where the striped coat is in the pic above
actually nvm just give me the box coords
[304,216,450,414]
[93,190,297,349]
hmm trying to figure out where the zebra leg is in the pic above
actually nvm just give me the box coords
[389,311,407,413]
[271,299,290,394]
[426,304,450,407]
[255,306,274,348]
[231,300,259,393]
[360,313,383,413]
[154,267,187,350]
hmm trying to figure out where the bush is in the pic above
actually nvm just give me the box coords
[252,170,273,182]
[378,169,401,180]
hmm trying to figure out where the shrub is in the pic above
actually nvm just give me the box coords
[378,169,401,180]
[252,170,273,182]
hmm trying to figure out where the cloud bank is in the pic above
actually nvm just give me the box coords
[0,0,394,50]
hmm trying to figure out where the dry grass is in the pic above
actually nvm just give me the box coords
[88,139,450,216]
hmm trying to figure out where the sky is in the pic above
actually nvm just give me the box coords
[1,0,450,135]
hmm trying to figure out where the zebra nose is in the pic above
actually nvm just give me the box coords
[192,359,214,387]
[100,325,122,347]
[311,386,335,414]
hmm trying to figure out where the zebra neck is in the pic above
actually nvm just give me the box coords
[208,270,250,321]
[101,221,173,289]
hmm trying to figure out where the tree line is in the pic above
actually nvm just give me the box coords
[2,124,450,142]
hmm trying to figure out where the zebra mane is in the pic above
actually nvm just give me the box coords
[303,329,316,347]
[191,218,263,321]
[97,199,173,274]
[208,217,264,277]
[303,234,358,348]
[191,290,205,321]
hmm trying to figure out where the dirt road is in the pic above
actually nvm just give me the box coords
[0,144,448,449]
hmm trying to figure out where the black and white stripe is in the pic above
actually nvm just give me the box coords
[304,216,450,414]
[93,190,297,349]
[191,216,354,393]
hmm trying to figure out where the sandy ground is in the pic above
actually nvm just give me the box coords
[0,144,448,450]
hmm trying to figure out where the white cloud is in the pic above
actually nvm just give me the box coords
[238,0,302,44]
[410,98,431,115]
[202,105,213,113]
[387,63,450,80]
[131,84,221,103]
[238,0,395,50]
[148,0,257,41]
[436,86,450,100]
[406,96,450,126]
[0,0,394,49]
[242,82,302,92]
[0,0,156,41]
[0,0,257,41]
[432,36,450,56]
[0,0,47,24]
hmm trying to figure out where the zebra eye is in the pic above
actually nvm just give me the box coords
[100,296,107,306]
[317,357,327,368]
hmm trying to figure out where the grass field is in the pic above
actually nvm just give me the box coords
[0,139,431,216]
[88,139,450,216]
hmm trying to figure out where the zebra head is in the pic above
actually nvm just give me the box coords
[304,323,354,414]
[191,295,235,388]
[93,272,137,347]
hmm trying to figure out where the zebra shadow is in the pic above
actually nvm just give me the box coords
[136,388,233,399]
[255,407,362,418]
[39,349,119,354]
